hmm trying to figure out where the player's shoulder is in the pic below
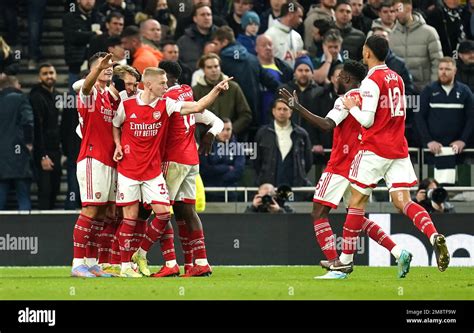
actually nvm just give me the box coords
[344,88,361,99]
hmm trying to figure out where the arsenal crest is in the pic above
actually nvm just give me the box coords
[153,111,161,120]
[95,192,102,199]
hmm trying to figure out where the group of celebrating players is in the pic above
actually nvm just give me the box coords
[70,34,450,280]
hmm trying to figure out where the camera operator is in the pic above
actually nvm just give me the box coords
[413,178,454,213]
[245,183,295,213]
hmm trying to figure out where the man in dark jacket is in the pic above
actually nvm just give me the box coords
[87,11,124,60]
[0,75,34,210]
[29,64,62,210]
[456,39,474,93]
[99,0,135,27]
[254,98,312,187]
[63,0,103,90]
[335,0,366,61]
[416,57,474,157]
[177,4,218,71]
[212,26,281,135]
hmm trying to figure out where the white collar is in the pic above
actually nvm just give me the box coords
[367,64,388,77]
[136,91,160,108]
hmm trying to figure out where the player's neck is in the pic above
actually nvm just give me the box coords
[96,80,107,92]
[367,61,385,70]
[141,90,159,104]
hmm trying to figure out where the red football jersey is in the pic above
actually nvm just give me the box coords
[113,92,183,180]
[77,87,117,168]
[162,85,199,165]
[358,64,408,159]
[325,89,363,178]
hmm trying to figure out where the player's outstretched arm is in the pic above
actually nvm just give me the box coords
[82,53,115,96]
[279,88,336,132]
[179,77,233,115]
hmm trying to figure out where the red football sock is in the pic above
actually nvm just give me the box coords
[177,219,193,266]
[403,201,438,240]
[140,212,170,251]
[73,214,93,259]
[98,216,116,264]
[119,218,138,263]
[362,217,396,252]
[342,208,365,254]
[131,219,147,253]
[110,217,122,265]
[160,223,176,262]
[313,218,338,261]
[189,229,207,261]
[86,218,104,260]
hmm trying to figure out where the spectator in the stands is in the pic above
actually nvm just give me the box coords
[236,10,260,56]
[135,0,177,39]
[350,0,373,34]
[255,34,294,125]
[29,64,62,210]
[63,0,103,90]
[0,0,19,47]
[106,36,127,65]
[259,0,286,33]
[174,0,226,40]
[368,0,396,35]
[88,11,124,60]
[313,29,344,85]
[414,178,454,213]
[99,0,135,27]
[200,118,245,191]
[0,75,34,210]
[226,0,254,37]
[334,0,366,61]
[0,37,19,75]
[161,40,192,85]
[264,0,305,68]
[308,19,334,61]
[121,25,159,73]
[193,53,252,140]
[315,63,342,126]
[456,39,474,93]
[177,3,218,71]
[139,19,163,57]
[245,183,295,213]
[390,0,443,90]
[416,57,474,158]
[27,0,47,70]
[280,56,330,169]
[426,0,467,57]
[304,0,336,49]
[461,0,474,40]
[363,0,382,19]
[212,26,280,134]
[254,98,312,187]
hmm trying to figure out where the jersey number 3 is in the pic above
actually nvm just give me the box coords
[388,87,405,118]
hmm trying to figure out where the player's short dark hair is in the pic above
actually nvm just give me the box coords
[121,25,140,39]
[105,11,124,23]
[88,52,108,68]
[212,25,235,44]
[159,61,182,80]
[335,0,351,10]
[38,63,54,73]
[192,3,211,17]
[343,60,367,83]
[365,35,389,61]
[280,1,303,17]
[106,36,122,49]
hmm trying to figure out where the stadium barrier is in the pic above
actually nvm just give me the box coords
[0,213,472,267]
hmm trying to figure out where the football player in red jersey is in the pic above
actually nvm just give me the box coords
[280,60,411,279]
[112,67,231,277]
[328,36,449,275]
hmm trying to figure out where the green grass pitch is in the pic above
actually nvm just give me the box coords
[0,266,472,300]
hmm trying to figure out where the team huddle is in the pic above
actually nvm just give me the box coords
[71,51,227,278]
[70,35,450,280]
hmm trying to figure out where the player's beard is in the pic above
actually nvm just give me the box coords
[336,83,347,95]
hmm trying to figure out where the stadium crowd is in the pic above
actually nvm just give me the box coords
[0,0,474,210]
